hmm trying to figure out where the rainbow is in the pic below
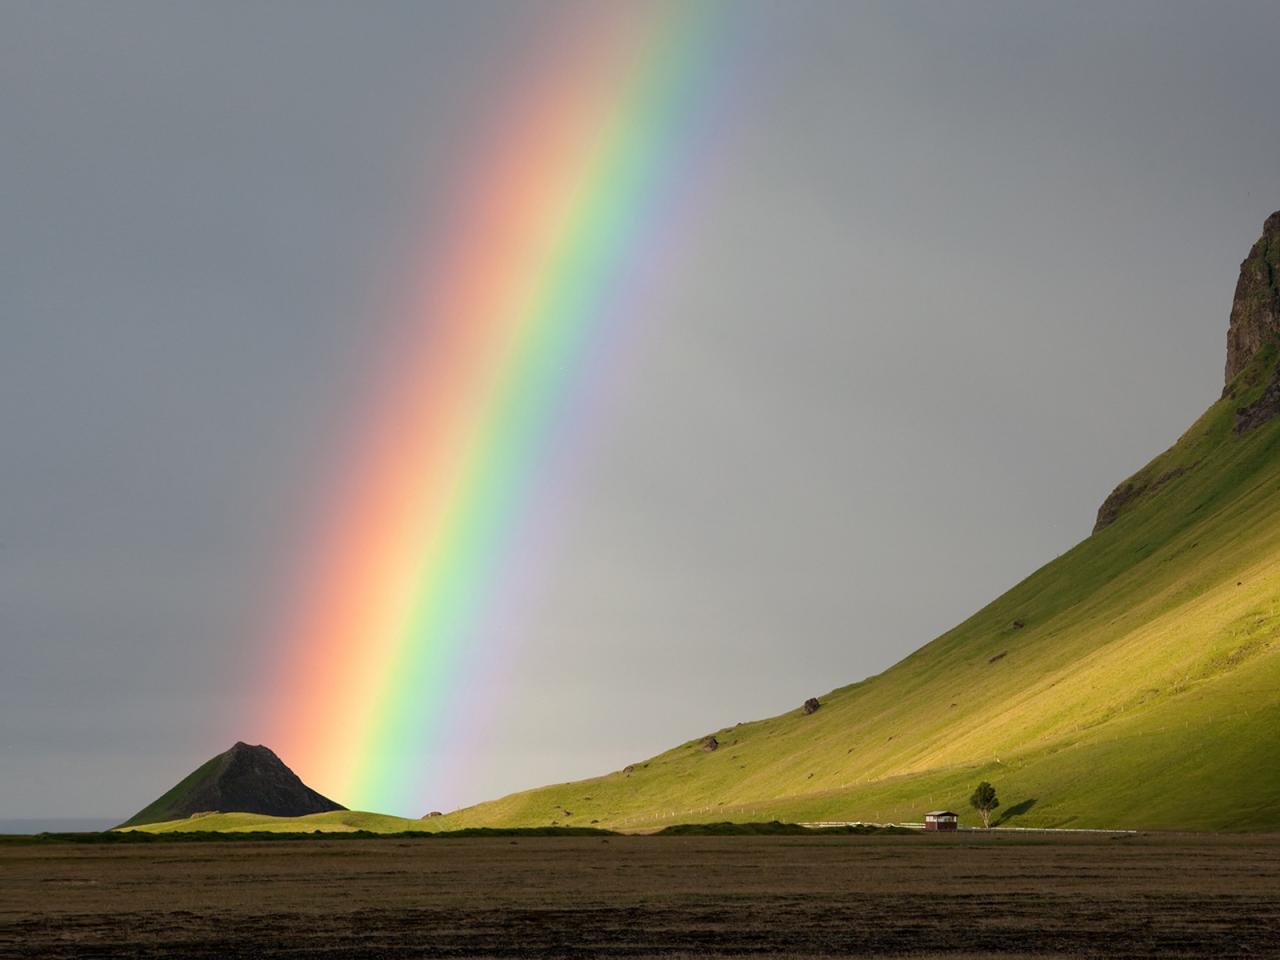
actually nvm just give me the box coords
[261,2,733,814]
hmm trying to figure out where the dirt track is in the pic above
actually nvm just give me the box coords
[3,832,1279,958]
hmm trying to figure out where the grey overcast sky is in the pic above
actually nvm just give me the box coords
[3,1,1279,820]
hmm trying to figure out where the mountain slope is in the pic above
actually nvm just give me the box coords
[121,742,346,827]
[438,211,1280,833]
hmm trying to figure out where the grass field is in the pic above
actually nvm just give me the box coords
[116,809,432,834]
[112,813,909,837]
[3,833,1278,958]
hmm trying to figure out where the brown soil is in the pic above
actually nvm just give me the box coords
[2,833,1279,958]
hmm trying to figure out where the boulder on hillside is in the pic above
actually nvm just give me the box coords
[700,735,719,752]
[803,698,822,715]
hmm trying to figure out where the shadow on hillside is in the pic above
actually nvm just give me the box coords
[994,798,1037,826]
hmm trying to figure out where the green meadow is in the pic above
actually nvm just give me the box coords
[129,344,1280,836]
[119,810,433,834]
[108,812,613,838]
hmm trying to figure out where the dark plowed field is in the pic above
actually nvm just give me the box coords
[2,833,1279,958]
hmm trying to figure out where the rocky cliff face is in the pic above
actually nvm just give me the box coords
[1094,211,1280,534]
[1224,211,1280,386]
[121,741,346,827]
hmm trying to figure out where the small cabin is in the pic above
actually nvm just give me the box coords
[924,810,959,831]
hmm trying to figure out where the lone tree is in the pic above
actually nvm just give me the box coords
[970,781,999,828]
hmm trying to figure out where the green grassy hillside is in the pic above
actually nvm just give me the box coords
[434,288,1280,833]
[134,215,1280,837]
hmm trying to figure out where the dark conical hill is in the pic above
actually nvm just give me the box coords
[121,742,345,827]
